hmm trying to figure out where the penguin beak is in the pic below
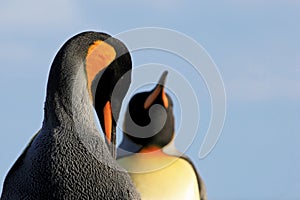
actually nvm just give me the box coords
[144,71,169,109]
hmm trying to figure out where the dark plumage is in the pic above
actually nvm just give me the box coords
[118,71,207,200]
[1,31,140,200]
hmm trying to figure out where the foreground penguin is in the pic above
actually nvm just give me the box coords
[1,32,140,199]
[117,71,207,200]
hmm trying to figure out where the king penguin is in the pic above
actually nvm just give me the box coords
[117,71,207,200]
[1,31,140,199]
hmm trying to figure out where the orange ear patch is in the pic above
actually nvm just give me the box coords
[86,40,116,99]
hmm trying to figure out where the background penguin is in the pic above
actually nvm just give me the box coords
[1,31,140,199]
[117,71,207,200]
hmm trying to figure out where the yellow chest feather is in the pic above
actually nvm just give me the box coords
[118,153,200,200]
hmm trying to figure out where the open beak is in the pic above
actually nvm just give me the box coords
[144,71,169,109]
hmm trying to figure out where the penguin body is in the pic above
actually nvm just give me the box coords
[117,72,206,200]
[1,32,140,199]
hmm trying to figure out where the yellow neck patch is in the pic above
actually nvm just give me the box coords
[86,40,116,100]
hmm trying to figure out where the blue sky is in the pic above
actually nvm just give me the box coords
[0,0,299,199]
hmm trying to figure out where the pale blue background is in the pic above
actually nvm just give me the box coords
[0,1,299,199]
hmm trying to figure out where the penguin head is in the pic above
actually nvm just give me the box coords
[45,31,131,157]
[66,32,132,153]
[123,71,175,150]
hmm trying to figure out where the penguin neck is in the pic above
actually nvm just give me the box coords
[43,59,95,131]
[139,146,162,153]
[118,134,143,158]
[162,138,182,157]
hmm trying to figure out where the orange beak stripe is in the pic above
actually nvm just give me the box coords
[144,86,169,109]
[144,86,161,109]
[161,88,169,108]
[103,101,112,144]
